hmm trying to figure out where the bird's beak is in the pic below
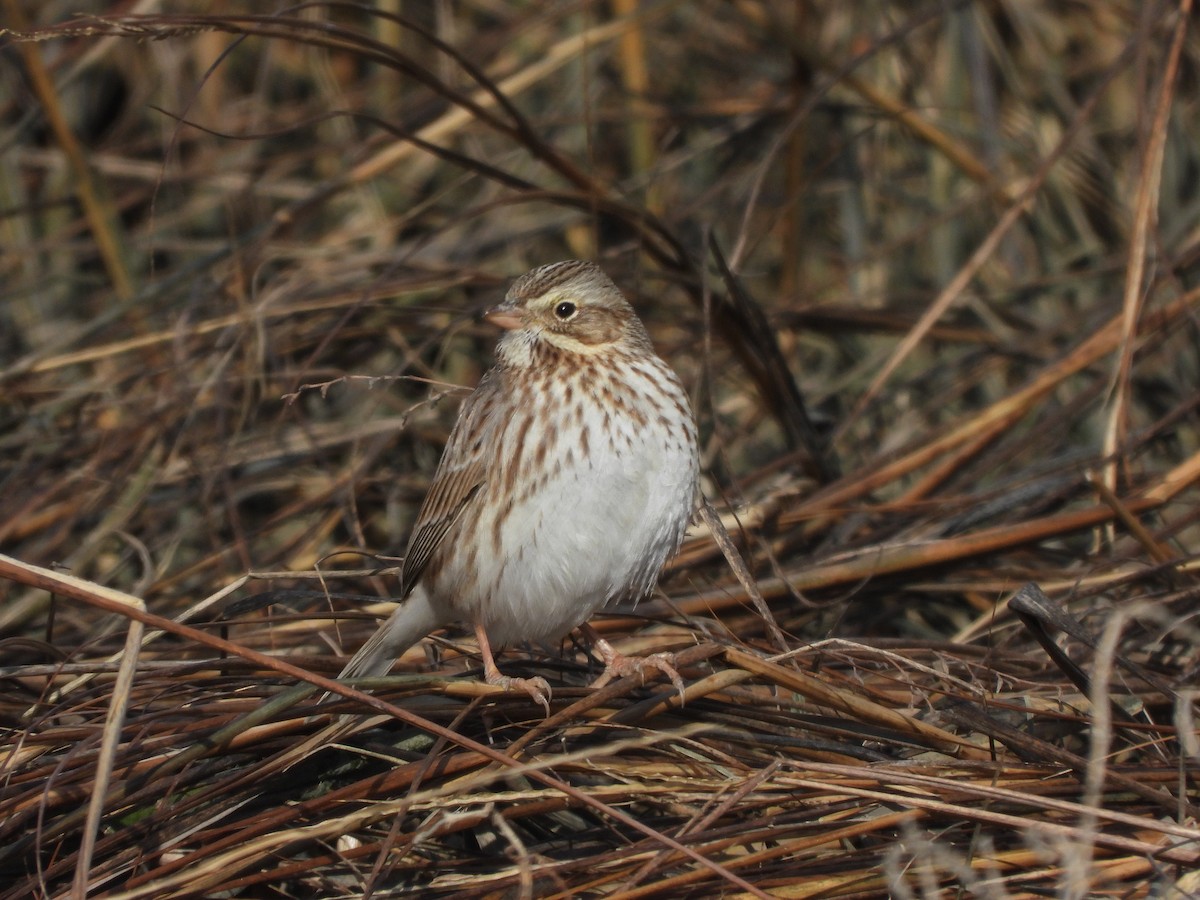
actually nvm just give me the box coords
[484,304,525,331]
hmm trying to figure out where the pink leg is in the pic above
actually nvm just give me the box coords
[474,622,551,713]
[581,624,686,699]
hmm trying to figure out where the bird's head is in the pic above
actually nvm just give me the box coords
[486,261,652,363]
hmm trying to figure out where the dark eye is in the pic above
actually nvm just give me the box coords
[554,301,577,319]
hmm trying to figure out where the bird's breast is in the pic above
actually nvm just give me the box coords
[429,354,699,648]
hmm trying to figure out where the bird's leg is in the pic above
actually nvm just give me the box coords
[474,622,551,714]
[581,623,686,700]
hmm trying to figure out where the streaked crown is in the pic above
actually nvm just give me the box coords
[492,260,651,356]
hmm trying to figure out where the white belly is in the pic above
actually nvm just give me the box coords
[427,358,698,648]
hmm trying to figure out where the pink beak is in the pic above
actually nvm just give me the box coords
[484,306,525,330]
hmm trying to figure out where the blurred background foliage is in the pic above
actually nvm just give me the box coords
[3,2,1194,623]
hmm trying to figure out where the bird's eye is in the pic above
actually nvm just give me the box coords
[554,301,577,319]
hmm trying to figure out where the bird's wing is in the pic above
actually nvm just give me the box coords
[399,369,501,594]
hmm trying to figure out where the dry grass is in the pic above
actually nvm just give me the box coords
[2,2,1199,896]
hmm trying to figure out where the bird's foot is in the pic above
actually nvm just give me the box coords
[589,635,685,700]
[475,622,552,714]
[485,671,552,714]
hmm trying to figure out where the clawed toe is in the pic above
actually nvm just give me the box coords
[590,636,686,701]
[640,653,686,698]
[474,623,551,714]
[487,673,552,714]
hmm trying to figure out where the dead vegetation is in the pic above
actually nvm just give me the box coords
[2,2,1199,896]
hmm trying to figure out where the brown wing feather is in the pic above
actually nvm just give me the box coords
[399,368,503,594]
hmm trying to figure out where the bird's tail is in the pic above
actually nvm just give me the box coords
[338,586,443,680]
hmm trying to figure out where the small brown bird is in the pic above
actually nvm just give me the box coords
[339,261,700,707]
